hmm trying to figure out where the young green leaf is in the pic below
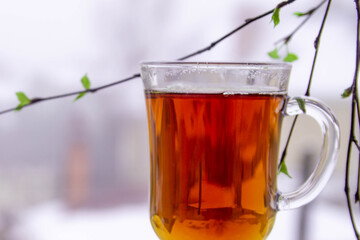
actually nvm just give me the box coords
[74,92,87,102]
[271,7,280,27]
[15,92,31,111]
[74,74,91,102]
[268,48,281,59]
[279,161,292,178]
[294,12,307,17]
[295,97,306,113]
[16,92,30,105]
[341,86,353,98]
[81,74,91,90]
[284,53,298,62]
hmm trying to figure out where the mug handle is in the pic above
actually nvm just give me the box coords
[275,96,340,211]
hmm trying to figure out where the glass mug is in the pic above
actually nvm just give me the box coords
[140,62,340,240]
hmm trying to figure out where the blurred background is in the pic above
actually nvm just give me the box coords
[0,0,357,239]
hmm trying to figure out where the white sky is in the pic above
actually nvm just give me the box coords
[0,1,357,239]
[0,0,356,102]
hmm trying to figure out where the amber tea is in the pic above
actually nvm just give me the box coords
[146,92,285,240]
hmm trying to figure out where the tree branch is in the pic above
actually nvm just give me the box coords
[275,0,326,45]
[278,116,298,171]
[278,0,332,169]
[0,0,298,115]
[344,1,360,239]
[345,98,360,240]
[178,0,297,61]
[304,0,332,96]
[0,73,141,115]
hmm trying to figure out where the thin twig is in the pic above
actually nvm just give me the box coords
[344,0,360,239]
[0,0,298,115]
[178,0,296,61]
[276,15,312,45]
[0,73,140,115]
[354,137,360,151]
[357,149,360,202]
[345,98,360,239]
[277,0,327,169]
[275,0,327,45]
[305,0,332,96]
[278,0,332,169]
[278,116,298,170]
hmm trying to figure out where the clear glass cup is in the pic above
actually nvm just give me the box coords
[140,62,340,240]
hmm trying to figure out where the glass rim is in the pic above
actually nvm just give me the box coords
[141,61,292,70]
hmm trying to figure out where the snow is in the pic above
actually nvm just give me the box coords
[10,200,355,240]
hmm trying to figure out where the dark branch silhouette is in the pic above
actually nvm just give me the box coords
[0,0,297,115]
[178,0,296,61]
[344,0,360,239]
[278,0,330,170]
[0,73,141,115]
[275,0,326,45]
